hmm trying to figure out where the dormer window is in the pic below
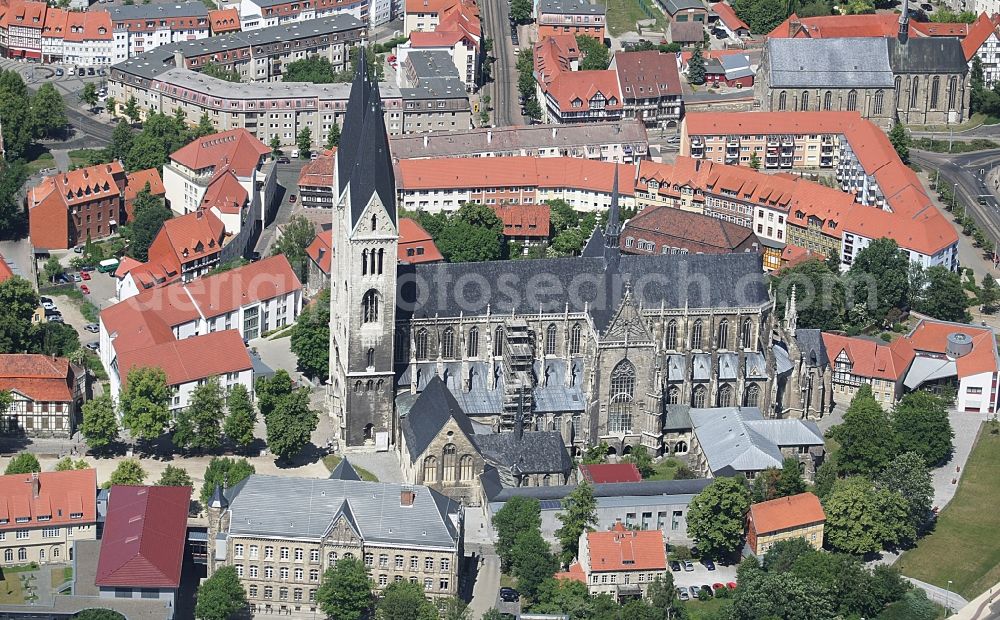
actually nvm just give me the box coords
[70,512,83,519]
[15,516,30,523]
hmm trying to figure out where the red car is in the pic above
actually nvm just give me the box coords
[727,582,737,590]
[80,271,91,280]
[713,583,725,591]
[80,284,90,294]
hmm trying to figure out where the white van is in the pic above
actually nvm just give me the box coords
[291,148,299,159]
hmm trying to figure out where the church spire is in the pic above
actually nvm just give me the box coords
[603,165,622,266]
[898,0,910,43]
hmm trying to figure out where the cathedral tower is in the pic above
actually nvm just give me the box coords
[329,50,398,448]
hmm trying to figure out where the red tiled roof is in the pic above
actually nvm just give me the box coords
[555,561,587,583]
[29,162,125,210]
[64,10,112,42]
[117,330,251,388]
[767,12,901,38]
[0,469,97,532]
[0,253,13,284]
[534,35,581,86]
[546,69,622,113]
[748,492,825,535]
[623,203,757,253]
[114,256,144,279]
[405,0,459,14]
[961,12,1000,60]
[714,2,749,33]
[613,50,682,99]
[0,354,73,402]
[201,167,248,215]
[587,522,666,572]
[579,463,642,484]
[41,7,66,38]
[398,156,622,194]
[183,254,300,316]
[169,129,270,177]
[124,168,165,203]
[147,209,226,272]
[297,149,336,188]
[208,8,240,34]
[779,244,823,269]
[307,230,332,275]
[821,332,914,381]
[910,20,969,37]
[410,29,467,47]
[906,318,1000,378]
[398,218,444,264]
[492,203,551,238]
[96,485,191,588]
[2,1,47,31]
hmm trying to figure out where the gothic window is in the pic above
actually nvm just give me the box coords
[894,75,901,98]
[778,91,787,111]
[910,77,919,108]
[873,89,884,116]
[369,249,377,275]
[493,326,504,356]
[371,214,377,231]
[930,76,941,109]
[366,379,373,392]
[690,319,703,350]
[377,249,384,274]
[693,385,707,408]
[545,324,558,355]
[665,319,677,350]
[744,383,760,407]
[667,386,680,404]
[846,89,857,112]
[467,327,479,358]
[673,440,688,454]
[366,348,374,369]
[361,290,380,323]
[570,323,582,355]
[800,91,809,111]
[354,380,362,393]
[395,326,410,360]
[717,384,733,407]
[442,328,455,358]
[423,456,437,483]
[823,90,832,110]
[717,319,729,350]
[741,318,753,349]
[415,328,429,360]
[459,455,474,482]
[608,359,636,435]
[442,444,457,482]
[361,249,368,275]
[949,76,958,110]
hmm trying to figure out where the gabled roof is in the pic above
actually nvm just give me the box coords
[887,36,968,74]
[0,254,13,285]
[613,50,682,98]
[117,330,251,388]
[492,204,551,238]
[961,13,999,60]
[821,332,914,381]
[670,20,705,43]
[28,162,125,211]
[329,458,362,481]
[151,209,226,267]
[297,149,336,188]
[95,485,191,588]
[201,167,248,215]
[169,128,269,177]
[690,407,823,474]
[714,1,749,32]
[0,469,97,532]
[622,203,757,253]
[124,168,165,203]
[471,431,574,474]
[586,522,666,571]
[208,8,240,33]
[546,69,622,113]
[306,230,333,275]
[749,492,825,535]
[400,376,476,462]
[0,354,73,402]
[905,318,1000,378]
[767,12,901,38]
[64,10,112,42]
[766,38,894,88]
[398,217,444,264]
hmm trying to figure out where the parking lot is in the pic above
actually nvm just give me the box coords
[670,559,739,596]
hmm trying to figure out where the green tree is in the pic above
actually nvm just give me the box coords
[297,126,313,159]
[510,0,532,22]
[0,276,38,353]
[510,529,559,599]
[687,45,706,85]
[576,35,610,70]
[32,82,67,137]
[440,598,469,620]
[269,135,281,156]
[283,55,340,83]
[492,496,541,571]
[29,322,81,357]
[751,467,781,503]
[848,237,910,323]
[120,367,171,445]
[876,451,933,536]
[108,121,135,162]
[0,161,27,234]
[107,458,147,487]
[972,55,987,113]
[124,96,141,125]
[200,457,255,505]
[271,215,316,282]
[223,384,256,451]
[316,556,372,620]
[892,391,954,466]
[761,537,814,573]
[265,388,318,461]
[888,121,910,164]
[81,393,119,451]
[749,151,761,169]
[158,465,193,487]
[255,370,294,421]
[775,456,807,497]
[325,122,341,149]
[0,70,34,160]
[531,578,592,617]
[623,445,655,478]
[731,564,835,620]
[200,61,242,83]
[375,581,438,620]
[555,481,598,564]
[290,288,330,378]
[194,112,216,138]
[174,378,225,452]
[915,265,971,322]
[823,476,909,554]
[828,385,895,477]
[73,610,127,620]
[771,258,846,330]
[980,274,1000,313]
[106,96,118,119]
[480,610,504,620]
[195,565,247,620]
[4,452,40,474]
[435,203,505,262]
[731,0,787,35]
[125,132,170,172]
[686,476,752,559]
[43,256,63,284]
[80,82,99,110]
[0,390,11,417]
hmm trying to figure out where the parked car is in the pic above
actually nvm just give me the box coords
[727,582,737,590]
[701,585,714,595]
[44,308,61,317]
[688,586,699,598]
[712,583,726,591]
[702,559,716,571]
[39,296,52,304]
[55,68,64,76]
[71,274,82,282]
[80,284,90,294]
[669,561,681,572]
[683,560,694,572]
[676,588,690,601]
[289,194,297,203]
[42,302,56,311]
[55,273,71,284]
[87,67,95,76]
[48,315,64,323]
[73,245,84,253]
[85,342,99,352]
[80,265,94,272]
[498,587,519,603]
[81,271,91,280]
[85,323,99,333]
[277,156,290,163]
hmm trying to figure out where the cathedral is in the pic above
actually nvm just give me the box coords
[329,54,831,458]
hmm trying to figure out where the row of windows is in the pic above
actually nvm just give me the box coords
[411,323,585,360]
[664,383,761,408]
[664,317,754,351]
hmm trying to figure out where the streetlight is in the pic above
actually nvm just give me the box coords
[948,580,953,613]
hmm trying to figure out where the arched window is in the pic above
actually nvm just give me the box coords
[369,249,377,275]
[717,319,729,350]
[691,319,703,350]
[930,76,941,109]
[895,75,901,97]
[800,91,809,111]
[693,385,707,408]
[493,326,504,356]
[442,444,457,482]
[741,318,753,349]
[459,455,475,482]
[545,324,558,355]
[4,549,11,562]
[18,548,26,562]
[354,380,362,394]
[467,327,479,358]
[423,456,437,483]
[377,249,384,274]
[361,249,368,275]
[872,89,884,116]
[608,360,636,434]
[441,328,455,358]
[846,89,857,112]
[415,328,429,360]
[361,290,380,323]
[949,76,958,110]
[570,323,582,355]
[778,91,787,111]
[366,379,373,392]
[673,440,689,454]
[542,474,551,487]
[665,319,677,350]
[744,383,760,407]
[717,384,733,407]
[371,214,377,231]
[823,91,832,111]
[366,348,375,369]
[910,77,920,108]
[667,386,680,404]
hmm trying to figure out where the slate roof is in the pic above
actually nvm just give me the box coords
[399,376,477,463]
[887,36,968,74]
[224,475,461,549]
[766,38,894,87]
[690,407,823,474]
[795,328,828,367]
[329,458,363,481]
[338,49,397,229]
[471,431,574,474]
[485,477,711,503]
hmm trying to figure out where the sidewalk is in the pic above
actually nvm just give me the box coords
[950,581,1000,619]
[908,577,970,613]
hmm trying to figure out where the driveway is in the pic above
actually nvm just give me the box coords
[0,239,35,285]
[671,561,738,589]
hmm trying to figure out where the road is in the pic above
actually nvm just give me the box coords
[480,0,520,127]
[911,148,1000,249]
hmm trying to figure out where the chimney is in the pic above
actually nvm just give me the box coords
[400,488,415,507]
[31,473,40,498]
[174,49,185,68]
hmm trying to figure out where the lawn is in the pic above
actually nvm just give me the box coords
[67,149,108,168]
[0,572,25,604]
[50,566,72,588]
[24,150,54,176]
[322,455,379,482]
[896,423,1000,600]
[649,457,682,480]
[599,0,666,36]
[686,596,733,619]
[912,138,1000,154]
